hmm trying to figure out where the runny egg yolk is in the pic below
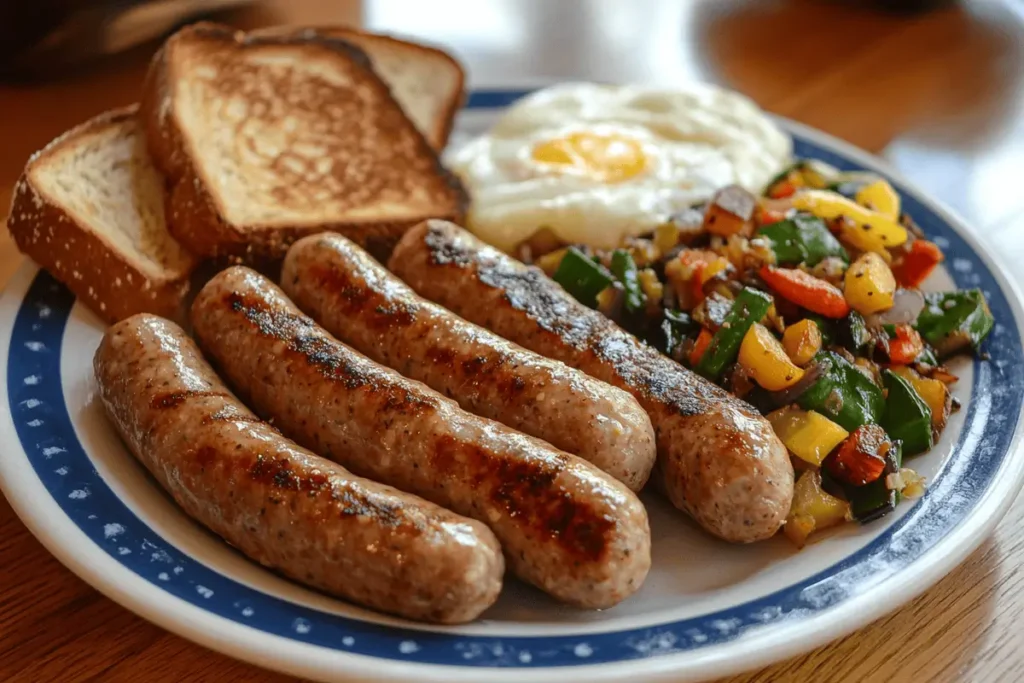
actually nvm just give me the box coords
[530,132,647,183]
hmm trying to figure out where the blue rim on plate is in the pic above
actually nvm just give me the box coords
[5,89,1024,669]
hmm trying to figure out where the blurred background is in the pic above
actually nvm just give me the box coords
[2,0,1023,278]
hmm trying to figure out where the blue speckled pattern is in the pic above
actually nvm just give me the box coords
[5,89,1024,668]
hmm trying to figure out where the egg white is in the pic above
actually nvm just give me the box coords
[445,82,793,252]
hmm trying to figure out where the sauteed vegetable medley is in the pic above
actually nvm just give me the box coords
[527,160,994,546]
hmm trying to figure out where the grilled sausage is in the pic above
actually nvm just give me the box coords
[280,233,656,491]
[389,220,794,544]
[191,267,651,608]
[94,314,504,624]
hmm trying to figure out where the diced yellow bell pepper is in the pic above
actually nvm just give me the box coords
[637,268,664,304]
[782,319,822,366]
[701,257,733,284]
[785,470,851,548]
[844,252,896,314]
[536,248,568,276]
[653,222,681,255]
[797,161,832,190]
[793,190,908,252]
[738,323,805,391]
[855,179,901,220]
[892,366,950,430]
[842,223,894,264]
[768,407,850,466]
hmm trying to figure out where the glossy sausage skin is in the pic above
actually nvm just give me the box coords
[281,233,656,491]
[389,220,794,544]
[93,314,504,623]
[191,267,651,608]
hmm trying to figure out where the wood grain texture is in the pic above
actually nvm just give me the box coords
[2,0,1024,681]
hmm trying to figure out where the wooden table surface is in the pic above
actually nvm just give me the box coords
[3,1,1024,681]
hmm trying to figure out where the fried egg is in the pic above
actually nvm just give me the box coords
[446,82,792,252]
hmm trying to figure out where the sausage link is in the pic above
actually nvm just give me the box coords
[191,267,651,608]
[389,220,794,544]
[94,314,504,624]
[281,233,656,491]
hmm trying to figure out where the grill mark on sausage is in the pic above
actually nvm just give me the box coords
[151,390,230,409]
[590,333,725,416]
[304,259,529,400]
[425,346,455,366]
[201,407,264,425]
[193,446,219,469]
[433,434,613,563]
[422,225,593,347]
[424,223,475,268]
[225,290,437,410]
[307,261,418,329]
[245,453,409,528]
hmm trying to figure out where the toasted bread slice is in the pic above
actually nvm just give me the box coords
[253,26,465,150]
[7,106,197,324]
[140,23,467,264]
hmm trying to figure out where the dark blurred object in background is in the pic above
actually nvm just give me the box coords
[0,0,256,82]
[873,0,958,12]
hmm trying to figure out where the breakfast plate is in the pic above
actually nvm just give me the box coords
[2,87,1023,683]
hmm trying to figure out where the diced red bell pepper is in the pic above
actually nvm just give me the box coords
[768,178,797,199]
[824,424,891,486]
[892,240,944,288]
[757,197,793,226]
[759,265,851,318]
[691,261,708,305]
[886,324,925,364]
[689,328,714,367]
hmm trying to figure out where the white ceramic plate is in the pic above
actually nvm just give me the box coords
[1,89,1023,683]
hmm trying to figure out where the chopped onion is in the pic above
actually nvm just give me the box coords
[866,289,925,326]
[767,358,828,407]
[899,468,927,498]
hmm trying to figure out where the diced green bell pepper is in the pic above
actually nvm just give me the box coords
[882,370,933,455]
[696,287,774,381]
[848,441,903,523]
[758,214,848,266]
[659,309,694,359]
[610,249,646,314]
[798,351,885,432]
[553,247,613,308]
[916,346,939,366]
[915,289,994,357]
[758,220,804,264]
[838,311,872,355]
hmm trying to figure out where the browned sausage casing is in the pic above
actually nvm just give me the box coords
[93,314,504,623]
[191,267,651,608]
[280,233,656,491]
[389,220,794,544]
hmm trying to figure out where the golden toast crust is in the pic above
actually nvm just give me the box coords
[266,26,467,150]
